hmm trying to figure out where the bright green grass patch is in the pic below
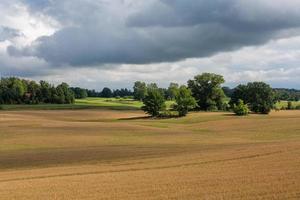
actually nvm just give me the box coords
[75,97,143,109]
[0,97,175,111]
[0,98,142,111]
[76,97,175,109]
[275,101,300,109]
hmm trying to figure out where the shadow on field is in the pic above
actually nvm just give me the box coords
[222,113,237,116]
[118,116,152,121]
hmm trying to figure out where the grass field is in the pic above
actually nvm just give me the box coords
[0,97,175,111]
[0,109,300,199]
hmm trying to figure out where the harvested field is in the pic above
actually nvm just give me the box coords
[0,110,300,199]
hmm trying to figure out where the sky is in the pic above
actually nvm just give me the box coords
[0,0,300,90]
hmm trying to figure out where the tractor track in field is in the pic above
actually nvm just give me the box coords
[0,150,283,183]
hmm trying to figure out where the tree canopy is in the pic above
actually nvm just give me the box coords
[174,86,197,116]
[230,82,276,114]
[142,87,166,117]
[133,81,147,101]
[101,87,113,98]
[0,77,75,104]
[188,73,226,111]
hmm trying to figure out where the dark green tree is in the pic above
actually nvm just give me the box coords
[39,80,52,103]
[174,86,197,117]
[25,80,41,104]
[147,83,158,90]
[0,77,26,104]
[71,87,88,99]
[188,73,225,111]
[247,82,275,114]
[229,84,249,106]
[55,83,75,104]
[101,87,113,98]
[133,81,147,101]
[167,82,179,100]
[0,77,75,105]
[231,82,276,114]
[142,87,166,117]
[222,86,234,98]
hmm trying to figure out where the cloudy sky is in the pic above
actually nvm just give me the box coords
[1,0,300,90]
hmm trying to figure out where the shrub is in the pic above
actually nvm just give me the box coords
[159,110,178,118]
[234,100,249,116]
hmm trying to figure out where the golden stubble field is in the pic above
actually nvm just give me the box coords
[0,109,300,199]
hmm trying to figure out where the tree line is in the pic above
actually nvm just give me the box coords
[0,77,74,104]
[273,88,300,101]
[134,73,280,117]
[1,74,298,116]
[71,87,133,99]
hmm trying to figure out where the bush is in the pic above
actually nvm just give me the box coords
[159,110,178,118]
[234,100,249,116]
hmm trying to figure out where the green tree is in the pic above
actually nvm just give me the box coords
[101,87,112,98]
[222,86,234,98]
[25,80,41,104]
[133,81,147,101]
[40,80,52,103]
[0,77,75,105]
[71,87,88,99]
[55,83,75,104]
[142,87,166,117]
[229,84,248,106]
[147,83,158,90]
[0,77,26,104]
[233,99,249,116]
[231,82,276,114]
[188,73,225,111]
[174,86,197,117]
[167,82,179,100]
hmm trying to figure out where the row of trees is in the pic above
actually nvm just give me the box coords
[273,88,300,101]
[0,74,294,117]
[72,87,133,98]
[0,77,74,104]
[133,81,191,101]
[136,73,277,117]
[142,85,196,117]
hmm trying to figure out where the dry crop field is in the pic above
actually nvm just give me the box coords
[0,109,300,199]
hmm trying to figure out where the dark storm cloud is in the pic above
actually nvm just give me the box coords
[0,26,21,42]
[8,0,300,66]
[128,0,300,30]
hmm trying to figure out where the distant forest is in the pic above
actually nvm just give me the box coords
[223,87,300,101]
[0,76,299,105]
